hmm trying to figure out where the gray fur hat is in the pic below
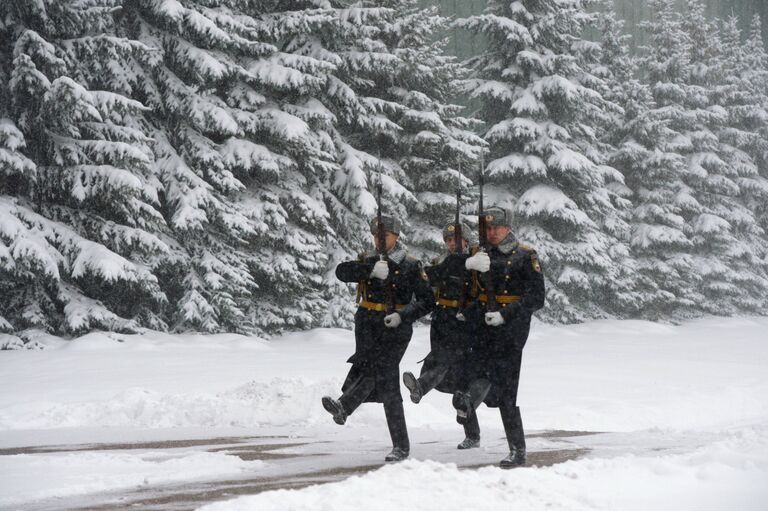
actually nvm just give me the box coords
[482,206,513,227]
[442,221,472,241]
[370,215,401,235]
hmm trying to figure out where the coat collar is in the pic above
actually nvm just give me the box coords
[388,242,407,264]
[491,233,518,255]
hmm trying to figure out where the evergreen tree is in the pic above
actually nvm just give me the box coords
[742,16,768,238]
[251,1,485,325]
[623,0,703,319]
[591,0,650,314]
[457,0,630,322]
[1,0,169,334]
[717,15,768,311]
[679,0,768,315]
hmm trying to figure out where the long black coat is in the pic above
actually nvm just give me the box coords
[421,252,475,393]
[470,237,545,407]
[335,250,434,403]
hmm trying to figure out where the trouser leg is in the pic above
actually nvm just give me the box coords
[338,376,375,416]
[383,399,410,450]
[468,378,491,409]
[463,411,480,440]
[499,402,525,452]
[418,364,449,394]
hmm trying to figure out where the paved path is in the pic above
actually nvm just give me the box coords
[0,430,592,511]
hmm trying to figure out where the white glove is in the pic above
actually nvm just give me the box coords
[465,252,490,272]
[485,311,505,326]
[384,312,402,328]
[370,260,389,280]
[455,312,466,322]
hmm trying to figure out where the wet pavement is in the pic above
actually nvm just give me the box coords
[2,431,593,511]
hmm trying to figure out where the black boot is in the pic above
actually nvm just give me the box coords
[452,379,490,424]
[452,390,472,425]
[457,412,480,449]
[499,447,526,468]
[384,446,410,462]
[402,372,423,404]
[321,396,347,425]
[384,399,410,462]
[337,376,375,417]
[457,437,480,449]
[499,405,526,468]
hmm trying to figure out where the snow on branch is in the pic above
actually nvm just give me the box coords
[516,184,595,228]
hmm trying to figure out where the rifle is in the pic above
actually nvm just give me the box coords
[477,156,498,312]
[455,161,468,312]
[376,169,396,314]
[454,161,462,255]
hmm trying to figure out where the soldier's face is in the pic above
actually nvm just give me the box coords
[486,225,511,246]
[445,237,468,253]
[374,232,399,252]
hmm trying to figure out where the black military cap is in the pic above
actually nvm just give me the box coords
[442,221,471,241]
[482,206,512,227]
[370,215,401,235]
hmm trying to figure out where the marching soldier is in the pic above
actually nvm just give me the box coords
[459,206,545,468]
[322,215,434,462]
[402,220,489,450]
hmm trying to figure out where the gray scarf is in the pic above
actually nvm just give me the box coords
[495,233,519,255]
[388,241,407,264]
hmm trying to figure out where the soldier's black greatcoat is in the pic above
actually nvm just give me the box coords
[421,252,474,393]
[471,234,545,408]
[335,245,434,403]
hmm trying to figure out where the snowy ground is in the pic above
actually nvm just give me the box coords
[1,316,767,510]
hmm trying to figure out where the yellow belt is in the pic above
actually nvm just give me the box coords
[478,294,521,304]
[358,300,406,312]
[436,297,461,308]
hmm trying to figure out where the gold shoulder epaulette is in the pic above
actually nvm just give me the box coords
[518,243,535,252]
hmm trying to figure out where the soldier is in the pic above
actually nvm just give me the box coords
[459,206,545,468]
[321,215,434,462]
[402,220,489,450]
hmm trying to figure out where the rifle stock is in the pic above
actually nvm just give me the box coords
[455,163,468,311]
[376,168,396,314]
[478,157,497,312]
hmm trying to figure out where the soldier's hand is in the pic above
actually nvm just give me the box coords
[465,252,490,272]
[384,312,402,328]
[485,311,504,326]
[370,260,389,280]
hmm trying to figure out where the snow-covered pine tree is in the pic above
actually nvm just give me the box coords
[251,1,485,326]
[679,0,768,315]
[375,1,486,257]
[456,0,630,322]
[717,14,768,311]
[618,0,703,319]
[741,16,768,248]
[1,0,169,335]
[589,0,650,315]
[117,0,351,333]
